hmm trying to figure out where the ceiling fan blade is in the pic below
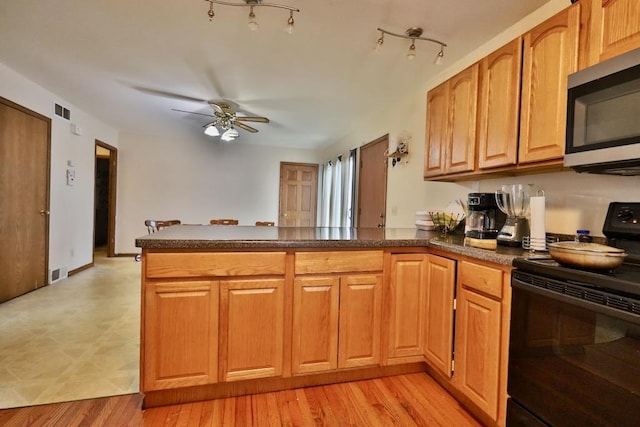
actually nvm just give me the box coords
[235,116,270,123]
[171,108,215,118]
[233,121,259,133]
[134,86,208,103]
[202,120,218,128]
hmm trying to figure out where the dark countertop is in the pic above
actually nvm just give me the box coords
[136,225,530,266]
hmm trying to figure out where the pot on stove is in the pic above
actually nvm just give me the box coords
[548,241,627,269]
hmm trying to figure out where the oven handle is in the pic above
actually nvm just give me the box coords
[512,277,640,325]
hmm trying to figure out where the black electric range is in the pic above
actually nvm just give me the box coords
[507,202,640,427]
[513,202,640,298]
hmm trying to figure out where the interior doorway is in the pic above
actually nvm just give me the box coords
[94,141,117,257]
[279,162,319,226]
[358,134,388,228]
[0,97,51,303]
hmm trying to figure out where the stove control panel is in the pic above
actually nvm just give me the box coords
[604,202,640,237]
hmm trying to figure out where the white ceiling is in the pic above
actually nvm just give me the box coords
[0,0,551,149]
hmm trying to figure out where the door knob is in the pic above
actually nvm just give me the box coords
[39,210,50,216]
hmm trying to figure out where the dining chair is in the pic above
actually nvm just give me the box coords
[210,219,239,225]
[145,219,181,234]
[255,221,275,226]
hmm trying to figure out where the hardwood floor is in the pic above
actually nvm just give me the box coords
[0,373,480,426]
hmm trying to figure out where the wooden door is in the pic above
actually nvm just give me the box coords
[422,255,455,378]
[477,38,522,169]
[219,278,284,382]
[0,97,50,303]
[424,82,449,178]
[386,254,427,362]
[519,6,580,164]
[94,141,117,257]
[279,162,318,227]
[143,280,218,391]
[446,64,478,174]
[358,135,388,227]
[292,276,339,374]
[580,0,640,68]
[338,274,382,369]
[453,287,502,421]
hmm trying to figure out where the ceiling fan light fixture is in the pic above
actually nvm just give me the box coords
[204,124,220,136]
[221,127,239,141]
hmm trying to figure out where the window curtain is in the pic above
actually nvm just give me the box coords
[320,150,357,228]
[330,156,343,227]
[321,161,333,226]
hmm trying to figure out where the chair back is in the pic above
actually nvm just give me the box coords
[255,221,275,226]
[145,219,181,234]
[210,219,239,225]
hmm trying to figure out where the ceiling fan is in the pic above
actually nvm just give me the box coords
[172,100,269,141]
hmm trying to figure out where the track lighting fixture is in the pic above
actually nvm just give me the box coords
[204,0,300,33]
[375,27,446,63]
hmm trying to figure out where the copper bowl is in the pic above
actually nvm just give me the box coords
[548,241,627,269]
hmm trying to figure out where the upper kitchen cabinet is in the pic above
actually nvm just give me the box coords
[519,5,580,164]
[424,64,479,178]
[477,38,522,169]
[579,0,640,69]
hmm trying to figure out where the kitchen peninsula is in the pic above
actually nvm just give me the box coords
[136,225,522,426]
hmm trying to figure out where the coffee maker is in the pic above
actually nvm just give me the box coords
[465,193,507,240]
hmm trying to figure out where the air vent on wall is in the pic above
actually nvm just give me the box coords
[54,103,71,120]
[49,267,68,284]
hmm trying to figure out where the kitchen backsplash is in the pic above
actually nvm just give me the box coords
[475,170,640,237]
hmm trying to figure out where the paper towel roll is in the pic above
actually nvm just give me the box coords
[529,195,546,249]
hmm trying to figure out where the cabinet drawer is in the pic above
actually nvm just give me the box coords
[459,261,503,299]
[295,250,383,275]
[146,252,286,278]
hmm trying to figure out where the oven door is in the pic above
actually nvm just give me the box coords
[507,274,640,427]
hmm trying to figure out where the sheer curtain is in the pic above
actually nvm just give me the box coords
[320,150,356,227]
[321,161,333,226]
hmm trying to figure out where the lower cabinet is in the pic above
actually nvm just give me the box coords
[143,280,219,391]
[219,278,284,382]
[386,253,455,372]
[291,273,382,374]
[451,260,510,425]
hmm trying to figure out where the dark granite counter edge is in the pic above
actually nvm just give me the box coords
[137,235,524,266]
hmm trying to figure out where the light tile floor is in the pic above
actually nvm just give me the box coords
[0,249,141,409]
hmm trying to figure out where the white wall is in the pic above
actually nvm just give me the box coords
[116,132,322,253]
[1,62,119,275]
[322,0,640,236]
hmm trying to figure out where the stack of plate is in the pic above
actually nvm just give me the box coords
[415,211,435,230]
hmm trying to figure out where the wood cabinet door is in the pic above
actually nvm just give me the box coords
[424,82,449,178]
[446,64,479,174]
[143,280,218,391]
[338,274,382,369]
[519,5,580,164]
[219,278,284,382]
[291,276,339,374]
[387,254,427,361]
[477,38,522,169]
[422,255,455,379]
[453,286,502,422]
[581,0,640,67]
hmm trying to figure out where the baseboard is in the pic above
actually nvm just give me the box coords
[68,262,93,276]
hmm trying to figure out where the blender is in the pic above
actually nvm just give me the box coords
[495,184,530,246]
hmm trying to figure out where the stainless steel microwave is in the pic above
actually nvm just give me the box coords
[565,47,640,175]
